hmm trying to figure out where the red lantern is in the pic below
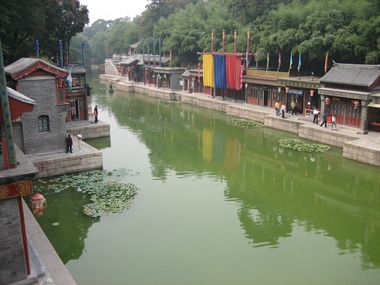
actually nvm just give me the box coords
[285,87,289,93]
[310,89,314,97]
[324,97,330,105]
[31,192,47,216]
[353,100,360,109]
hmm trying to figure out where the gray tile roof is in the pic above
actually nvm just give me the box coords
[116,54,170,66]
[5,58,66,77]
[7,87,35,105]
[180,70,191,77]
[321,63,380,88]
[64,64,86,74]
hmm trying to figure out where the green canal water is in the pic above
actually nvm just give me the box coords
[34,80,380,285]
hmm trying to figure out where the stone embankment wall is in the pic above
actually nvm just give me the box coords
[0,198,26,284]
[31,143,102,178]
[99,75,380,167]
[344,141,380,167]
[67,123,110,139]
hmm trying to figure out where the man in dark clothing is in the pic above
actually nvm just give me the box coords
[94,105,98,123]
[66,134,73,153]
[320,112,328,128]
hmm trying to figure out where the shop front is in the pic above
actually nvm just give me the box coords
[244,70,288,108]
[279,77,321,115]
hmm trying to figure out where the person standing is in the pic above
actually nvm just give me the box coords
[94,105,98,123]
[320,112,328,128]
[313,108,319,124]
[331,114,338,130]
[66,134,73,153]
[275,101,280,116]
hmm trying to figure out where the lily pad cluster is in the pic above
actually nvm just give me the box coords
[158,99,179,105]
[278,139,330,153]
[34,169,138,218]
[230,119,262,128]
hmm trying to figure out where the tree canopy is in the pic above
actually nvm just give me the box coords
[0,0,88,65]
[3,0,378,75]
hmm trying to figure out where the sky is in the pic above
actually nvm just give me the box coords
[79,0,149,24]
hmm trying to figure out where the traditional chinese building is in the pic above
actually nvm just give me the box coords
[5,58,69,154]
[243,69,286,107]
[153,67,186,90]
[279,76,321,115]
[64,63,89,121]
[319,63,380,132]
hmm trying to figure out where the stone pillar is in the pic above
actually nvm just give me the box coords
[320,94,325,114]
[360,100,369,134]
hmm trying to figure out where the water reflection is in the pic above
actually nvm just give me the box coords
[108,92,380,269]
[33,188,97,263]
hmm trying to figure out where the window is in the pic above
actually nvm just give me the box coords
[38,115,50,132]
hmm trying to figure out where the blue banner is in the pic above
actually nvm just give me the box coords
[213,54,227,89]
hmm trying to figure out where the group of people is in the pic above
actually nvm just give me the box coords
[274,102,338,130]
[274,101,287,118]
[313,108,337,130]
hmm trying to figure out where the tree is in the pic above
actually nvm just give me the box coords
[0,0,88,65]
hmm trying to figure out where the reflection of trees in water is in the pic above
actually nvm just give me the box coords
[226,152,380,268]
[35,189,97,263]
[239,206,292,247]
[107,88,380,269]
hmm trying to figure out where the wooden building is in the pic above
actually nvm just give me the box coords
[153,67,186,90]
[279,76,321,115]
[319,63,380,132]
[64,64,89,121]
[243,70,287,108]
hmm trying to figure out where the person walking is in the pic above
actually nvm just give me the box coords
[320,112,328,128]
[331,114,338,130]
[281,104,286,118]
[94,105,98,123]
[313,108,319,124]
[291,100,297,115]
[275,101,280,116]
[66,134,73,153]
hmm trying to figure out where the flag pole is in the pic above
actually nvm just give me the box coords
[222,30,225,53]
[233,30,237,53]
[211,31,214,52]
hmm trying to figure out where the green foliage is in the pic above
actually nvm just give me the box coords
[230,119,263,129]
[0,0,89,65]
[76,0,379,72]
[34,169,138,218]
[278,138,330,153]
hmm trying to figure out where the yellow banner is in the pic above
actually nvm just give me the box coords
[203,54,214,88]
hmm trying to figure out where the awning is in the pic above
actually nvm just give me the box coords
[368,102,380,108]
[0,88,35,122]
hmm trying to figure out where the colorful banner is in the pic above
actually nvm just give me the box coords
[213,54,227,89]
[226,54,242,90]
[203,54,215,88]
[324,52,329,73]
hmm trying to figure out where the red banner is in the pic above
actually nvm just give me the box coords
[226,54,242,90]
